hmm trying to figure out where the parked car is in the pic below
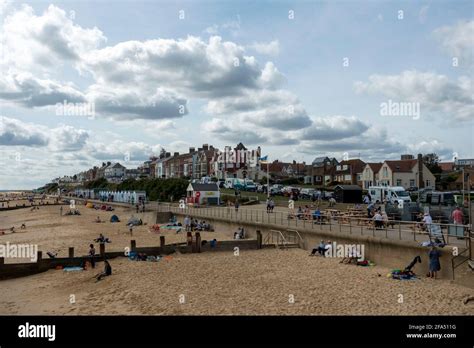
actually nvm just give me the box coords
[282,186,300,198]
[299,188,316,199]
[420,191,455,206]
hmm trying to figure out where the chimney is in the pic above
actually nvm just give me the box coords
[189,147,195,153]
[401,154,414,160]
[418,153,424,188]
[165,152,171,157]
[293,160,296,165]
[174,152,179,157]
[203,144,209,151]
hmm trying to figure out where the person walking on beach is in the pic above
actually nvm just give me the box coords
[235,200,240,213]
[269,199,275,212]
[266,198,270,213]
[60,206,63,216]
[89,244,96,269]
[184,215,191,232]
[428,246,441,279]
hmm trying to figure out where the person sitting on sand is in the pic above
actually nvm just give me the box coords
[47,250,59,258]
[94,233,111,244]
[95,260,112,282]
[95,216,101,223]
[234,229,242,239]
[210,239,217,248]
[340,246,359,264]
[310,240,326,256]
[20,223,26,229]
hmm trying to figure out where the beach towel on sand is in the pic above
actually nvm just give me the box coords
[63,267,83,272]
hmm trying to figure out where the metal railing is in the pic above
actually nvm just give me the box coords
[263,230,290,249]
[157,203,470,248]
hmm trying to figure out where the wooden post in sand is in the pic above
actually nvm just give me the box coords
[131,240,136,252]
[195,232,201,253]
[0,257,4,266]
[160,236,165,249]
[37,251,42,262]
[68,247,74,258]
[100,243,105,258]
[256,230,262,249]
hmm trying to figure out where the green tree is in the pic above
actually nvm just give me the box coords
[422,153,442,174]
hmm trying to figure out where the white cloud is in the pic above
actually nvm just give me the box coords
[1,4,106,72]
[0,70,85,108]
[354,70,473,122]
[249,40,280,56]
[300,116,369,141]
[0,116,89,151]
[433,20,474,69]
[0,116,48,146]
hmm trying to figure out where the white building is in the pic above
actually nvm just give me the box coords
[104,163,126,180]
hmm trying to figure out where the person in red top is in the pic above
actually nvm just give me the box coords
[451,207,464,224]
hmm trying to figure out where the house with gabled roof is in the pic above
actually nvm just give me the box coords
[361,162,383,189]
[377,155,435,189]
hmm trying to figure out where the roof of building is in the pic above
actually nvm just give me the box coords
[188,183,219,191]
[109,162,125,169]
[339,159,366,173]
[334,185,362,190]
[439,162,454,172]
[384,160,417,172]
[366,162,383,173]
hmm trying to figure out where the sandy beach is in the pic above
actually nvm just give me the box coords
[0,202,231,261]
[0,199,472,315]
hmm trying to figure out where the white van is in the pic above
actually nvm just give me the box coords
[368,186,411,204]
[224,178,244,189]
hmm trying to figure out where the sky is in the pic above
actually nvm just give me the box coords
[0,0,473,189]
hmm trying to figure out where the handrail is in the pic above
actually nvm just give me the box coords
[286,229,305,249]
[264,230,289,249]
[451,247,470,280]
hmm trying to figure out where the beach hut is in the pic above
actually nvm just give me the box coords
[333,185,362,203]
[186,183,220,205]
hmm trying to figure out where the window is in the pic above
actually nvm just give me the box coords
[383,167,388,177]
[426,180,431,187]
[410,179,415,187]
[357,174,361,181]
[315,175,322,182]
[396,179,402,186]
